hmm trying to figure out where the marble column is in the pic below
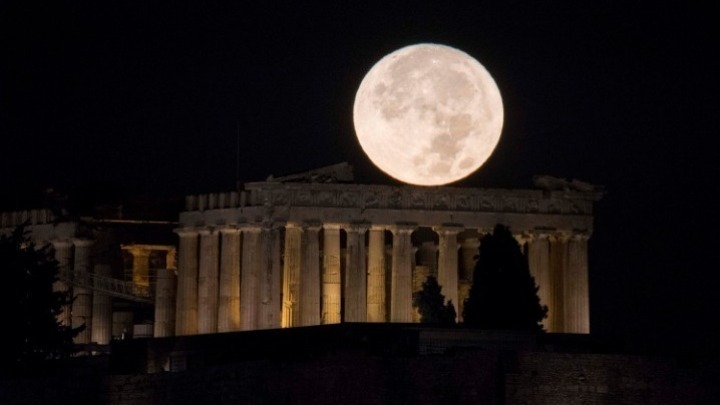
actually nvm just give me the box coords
[128,247,151,288]
[458,236,480,322]
[175,229,199,336]
[366,226,386,322]
[459,237,480,282]
[322,224,342,324]
[549,232,569,333]
[417,241,438,278]
[51,239,73,327]
[565,233,590,333]
[282,224,302,328]
[197,229,219,334]
[218,228,241,333]
[412,265,430,322]
[528,232,552,331]
[299,222,321,326]
[154,267,176,337]
[345,223,368,322]
[436,226,461,317]
[391,225,415,323]
[258,225,282,329]
[240,225,261,331]
[91,264,112,344]
[72,238,93,344]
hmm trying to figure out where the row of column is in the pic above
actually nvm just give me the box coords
[51,239,180,344]
[173,224,590,336]
[525,232,590,333]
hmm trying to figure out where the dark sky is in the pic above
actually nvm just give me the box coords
[3,2,718,355]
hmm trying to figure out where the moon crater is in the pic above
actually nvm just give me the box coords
[354,43,504,186]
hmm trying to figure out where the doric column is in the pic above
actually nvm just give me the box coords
[549,232,569,333]
[366,226,386,322]
[240,225,262,331]
[72,238,94,344]
[345,223,368,322]
[258,225,282,329]
[322,224,342,324]
[51,239,73,327]
[282,224,302,328]
[165,247,177,271]
[91,264,112,345]
[299,222,322,326]
[128,246,151,287]
[390,224,415,322]
[436,225,462,317]
[154,267,176,337]
[412,264,430,322]
[528,231,553,331]
[417,241,438,278]
[459,237,480,282]
[175,228,199,336]
[218,227,241,333]
[197,229,219,334]
[565,232,590,333]
[458,236,480,322]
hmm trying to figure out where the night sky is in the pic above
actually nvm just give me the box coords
[3,2,718,355]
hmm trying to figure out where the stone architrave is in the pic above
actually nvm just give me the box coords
[218,228,241,332]
[175,228,199,336]
[51,239,73,327]
[258,225,282,329]
[366,226,386,322]
[565,233,590,333]
[549,232,569,333]
[240,225,262,331]
[345,223,368,322]
[91,263,113,345]
[154,267,177,337]
[197,229,219,334]
[299,222,322,326]
[282,224,302,328]
[71,238,94,344]
[436,225,462,317]
[391,224,415,323]
[528,231,552,331]
[322,224,342,324]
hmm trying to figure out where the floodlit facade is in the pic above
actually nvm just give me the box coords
[0,164,603,344]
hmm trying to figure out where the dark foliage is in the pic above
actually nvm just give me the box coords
[463,224,547,331]
[413,276,457,325]
[0,225,82,377]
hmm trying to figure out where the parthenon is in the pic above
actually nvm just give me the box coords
[170,165,602,336]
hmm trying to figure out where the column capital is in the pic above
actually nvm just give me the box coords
[196,227,218,236]
[369,224,386,232]
[174,227,200,237]
[548,231,571,243]
[237,223,263,233]
[569,230,591,241]
[322,223,343,231]
[71,238,94,248]
[389,223,416,235]
[433,224,463,235]
[343,222,370,233]
[302,220,323,232]
[51,239,73,249]
[217,225,241,235]
[526,229,552,241]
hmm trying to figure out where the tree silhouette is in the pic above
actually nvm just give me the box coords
[463,224,547,331]
[0,225,82,376]
[413,276,457,325]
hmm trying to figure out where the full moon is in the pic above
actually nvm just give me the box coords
[353,43,504,186]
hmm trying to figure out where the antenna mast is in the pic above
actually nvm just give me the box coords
[235,120,241,190]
